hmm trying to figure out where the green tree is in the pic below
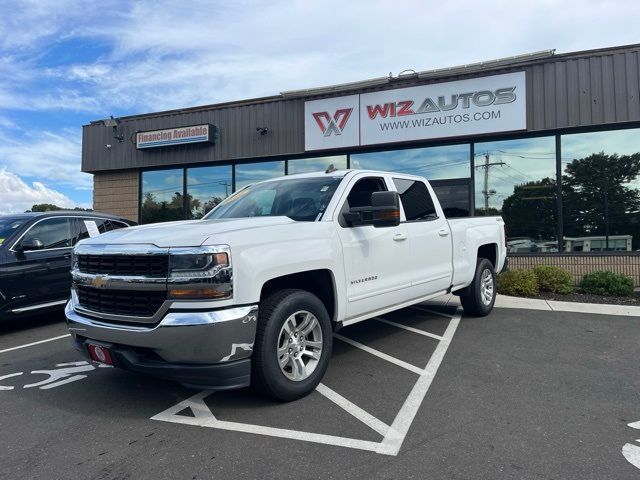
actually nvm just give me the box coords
[562,152,640,249]
[501,177,557,241]
[29,203,62,212]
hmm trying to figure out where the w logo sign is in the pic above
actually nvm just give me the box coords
[312,108,353,137]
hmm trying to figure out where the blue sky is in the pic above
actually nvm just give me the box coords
[0,0,639,214]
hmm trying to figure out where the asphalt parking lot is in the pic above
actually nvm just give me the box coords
[1,303,639,479]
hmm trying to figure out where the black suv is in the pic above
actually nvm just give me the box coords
[0,211,135,321]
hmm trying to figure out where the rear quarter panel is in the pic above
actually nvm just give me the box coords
[448,216,506,288]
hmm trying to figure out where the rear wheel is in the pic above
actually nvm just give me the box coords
[251,289,332,401]
[460,258,496,316]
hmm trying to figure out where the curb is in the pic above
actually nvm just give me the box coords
[426,294,640,317]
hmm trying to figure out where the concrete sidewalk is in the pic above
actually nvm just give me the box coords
[427,293,640,317]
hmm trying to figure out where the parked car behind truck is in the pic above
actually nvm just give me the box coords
[66,170,506,400]
[0,211,135,321]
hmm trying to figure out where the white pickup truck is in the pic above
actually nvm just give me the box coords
[66,169,506,400]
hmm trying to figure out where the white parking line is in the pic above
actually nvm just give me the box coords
[374,317,443,340]
[409,305,455,319]
[316,383,390,436]
[150,390,383,453]
[0,334,71,354]
[376,308,461,455]
[333,334,425,375]
[151,306,462,456]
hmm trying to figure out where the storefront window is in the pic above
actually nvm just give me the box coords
[187,165,233,219]
[351,144,470,180]
[561,128,640,252]
[288,155,347,175]
[140,169,185,224]
[235,161,285,190]
[474,137,558,253]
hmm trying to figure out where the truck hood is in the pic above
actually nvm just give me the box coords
[79,217,296,248]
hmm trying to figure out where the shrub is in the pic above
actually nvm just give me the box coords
[497,269,539,296]
[533,265,574,294]
[580,271,634,296]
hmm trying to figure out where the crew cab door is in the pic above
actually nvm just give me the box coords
[392,177,453,295]
[336,175,413,321]
[6,217,74,309]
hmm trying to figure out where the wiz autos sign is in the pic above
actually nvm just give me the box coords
[136,124,215,149]
[304,71,526,150]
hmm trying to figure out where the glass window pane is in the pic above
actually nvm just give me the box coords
[393,178,436,220]
[22,218,72,249]
[187,165,233,219]
[351,144,470,180]
[141,169,184,224]
[76,218,110,242]
[474,137,557,253]
[561,128,640,252]
[288,155,347,175]
[431,182,470,217]
[235,161,285,190]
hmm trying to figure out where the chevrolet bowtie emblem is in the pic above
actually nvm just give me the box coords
[90,276,108,289]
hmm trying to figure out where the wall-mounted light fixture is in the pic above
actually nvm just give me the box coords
[103,116,124,143]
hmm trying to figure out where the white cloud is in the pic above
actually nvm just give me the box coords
[0,128,91,188]
[3,1,640,114]
[0,168,79,214]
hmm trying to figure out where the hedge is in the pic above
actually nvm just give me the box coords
[532,265,574,294]
[497,269,539,296]
[580,271,634,296]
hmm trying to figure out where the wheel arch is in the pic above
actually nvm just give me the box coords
[259,269,337,324]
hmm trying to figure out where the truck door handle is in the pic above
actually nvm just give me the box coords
[437,229,450,237]
[393,233,407,242]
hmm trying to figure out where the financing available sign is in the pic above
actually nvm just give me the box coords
[304,71,526,151]
[136,124,215,149]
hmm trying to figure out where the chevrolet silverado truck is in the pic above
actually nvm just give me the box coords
[66,169,506,400]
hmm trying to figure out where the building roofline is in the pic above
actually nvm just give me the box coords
[87,43,640,127]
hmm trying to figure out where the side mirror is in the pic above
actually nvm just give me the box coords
[17,239,44,252]
[343,191,401,228]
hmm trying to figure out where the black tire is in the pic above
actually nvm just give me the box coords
[251,289,332,401]
[460,258,496,317]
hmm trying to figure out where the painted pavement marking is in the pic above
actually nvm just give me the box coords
[0,334,71,354]
[151,307,462,456]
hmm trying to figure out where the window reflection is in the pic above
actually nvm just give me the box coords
[351,144,470,180]
[187,165,232,219]
[288,156,347,175]
[141,169,184,224]
[561,129,640,252]
[235,161,285,190]
[474,137,557,253]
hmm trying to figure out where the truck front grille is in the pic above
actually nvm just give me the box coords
[76,286,166,317]
[77,254,169,277]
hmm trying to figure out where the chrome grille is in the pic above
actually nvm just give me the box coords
[77,254,169,278]
[76,286,166,317]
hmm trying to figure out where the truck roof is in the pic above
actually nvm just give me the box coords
[264,169,424,181]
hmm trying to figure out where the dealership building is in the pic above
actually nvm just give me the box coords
[82,44,640,285]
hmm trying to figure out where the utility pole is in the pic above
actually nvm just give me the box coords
[219,181,231,197]
[478,153,506,211]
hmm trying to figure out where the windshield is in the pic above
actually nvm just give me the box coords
[0,217,29,245]
[205,176,343,221]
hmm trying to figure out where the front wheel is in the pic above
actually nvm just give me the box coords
[251,289,332,401]
[460,258,496,317]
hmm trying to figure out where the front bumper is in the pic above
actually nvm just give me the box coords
[65,298,258,389]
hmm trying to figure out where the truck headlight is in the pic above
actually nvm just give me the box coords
[168,246,232,300]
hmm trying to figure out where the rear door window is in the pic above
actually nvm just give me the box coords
[392,178,437,221]
[74,218,110,243]
[21,218,73,249]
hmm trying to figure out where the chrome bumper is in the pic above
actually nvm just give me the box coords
[65,297,258,365]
